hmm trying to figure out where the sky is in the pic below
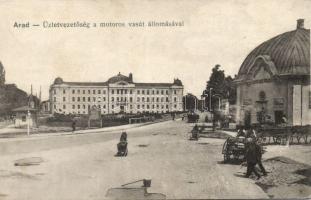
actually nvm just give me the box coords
[0,0,310,100]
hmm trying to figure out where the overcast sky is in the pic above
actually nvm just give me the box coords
[0,0,310,100]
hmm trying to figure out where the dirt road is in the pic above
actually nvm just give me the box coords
[0,120,268,199]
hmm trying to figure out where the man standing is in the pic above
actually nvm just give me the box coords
[245,138,261,179]
[255,140,267,176]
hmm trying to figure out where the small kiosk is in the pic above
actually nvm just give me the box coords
[12,106,38,128]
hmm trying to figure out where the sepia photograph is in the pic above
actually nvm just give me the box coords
[0,0,310,199]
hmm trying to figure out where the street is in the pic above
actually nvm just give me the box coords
[0,120,278,199]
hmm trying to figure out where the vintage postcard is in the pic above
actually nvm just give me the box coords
[0,0,310,199]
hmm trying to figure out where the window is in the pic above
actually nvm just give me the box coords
[93,90,95,94]
[88,105,90,110]
[161,97,163,102]
[161,105,164,109]
[161,90,164,95]
[78,90,80,94]
[98,90,101,94]
[130,90,133,94]
[103,90,106,94]
[137,105,140,109]
[88,90,91,94]
[125,89,127,94]
[112,105,114,109]
[166,90,168,95]
[166,105,169,109]
[103,105,106,109]
[54,97,56,102]
[83,90,85,94]
[152,105,155,109]
[137,97,140,102]
[83,97,85,102]
[174,97,177,102]
[53,89,56,94]
[157,90,159,95]
[63,105,66,109]
[142,90,145,95]
[63,97,66,102]
[63,89,66,94]
[103,97,106,101]
[112,97,114,102]
[72,97,75,102]
[156,97,159,102]
[147,105,150,109]
[83,105,86,109]
[152,90,155,95]
[130,105,133,109]
[137,90,140,95]
[174,104,177,108]
[72,105,75,109]
[147,90,150,95]
[72,89,75,94]
[166,97,169,102]
[117,97,119,102]
[174,90,177,95]
[112,90,114,94]
[142,97,145,102]
[130,97,133,102]
[152,97,154,102]
[77,97,80,102]
[147,97,150,102]
[117,90,120,94]
[93,97,96,102]
[142,105,145,109]
[88,97,91,102]
[78,105,80,109]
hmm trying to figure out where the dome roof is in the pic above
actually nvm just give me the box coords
[54,77,63,84]
[107,72,132,83]
[237,20,310,80]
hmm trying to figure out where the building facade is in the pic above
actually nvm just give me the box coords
[235,19,310,126]
[49,73,184,115]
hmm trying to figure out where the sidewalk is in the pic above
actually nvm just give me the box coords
[0,118,180,141]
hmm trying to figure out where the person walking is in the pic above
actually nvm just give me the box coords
[245,138,261,179]
[255,141,267,176]
[71,120,76,133]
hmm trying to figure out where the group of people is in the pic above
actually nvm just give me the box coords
[237,126,267,179]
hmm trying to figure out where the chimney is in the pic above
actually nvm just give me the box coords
[297,19,304,29]
[129,73,133,82]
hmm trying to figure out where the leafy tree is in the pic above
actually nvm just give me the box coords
[203,64,236,111]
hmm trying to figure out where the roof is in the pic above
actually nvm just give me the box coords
[12,106,37,112]
[52,73,183,87]
[135,83,174,87]
[237,20,310,80]
[107,72,133,83]
[62,81,108,86]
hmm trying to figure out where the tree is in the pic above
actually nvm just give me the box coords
[203,64,236,111]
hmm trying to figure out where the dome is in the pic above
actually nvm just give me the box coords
[107,72,132,83]
[54,77,63,84]
[237,19,310,80]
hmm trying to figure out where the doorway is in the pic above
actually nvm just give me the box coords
[274,111,284,124]
[244,110,251,128]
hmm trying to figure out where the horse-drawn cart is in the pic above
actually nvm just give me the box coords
[222,136,246,163]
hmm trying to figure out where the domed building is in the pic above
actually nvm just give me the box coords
[235,19,310,126]
[49,73,183,114]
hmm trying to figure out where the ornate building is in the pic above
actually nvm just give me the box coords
[235,19,310,126]
[49,73,184,115]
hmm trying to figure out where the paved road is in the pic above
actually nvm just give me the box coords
[0,120,267,199]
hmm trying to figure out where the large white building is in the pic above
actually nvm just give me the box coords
[49,73,184,115]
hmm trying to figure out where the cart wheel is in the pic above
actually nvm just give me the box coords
[224,154,230,163]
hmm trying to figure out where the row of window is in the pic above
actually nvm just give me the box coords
[54,104,178,110]
[54,96,179,103]
[53,88,179,95]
